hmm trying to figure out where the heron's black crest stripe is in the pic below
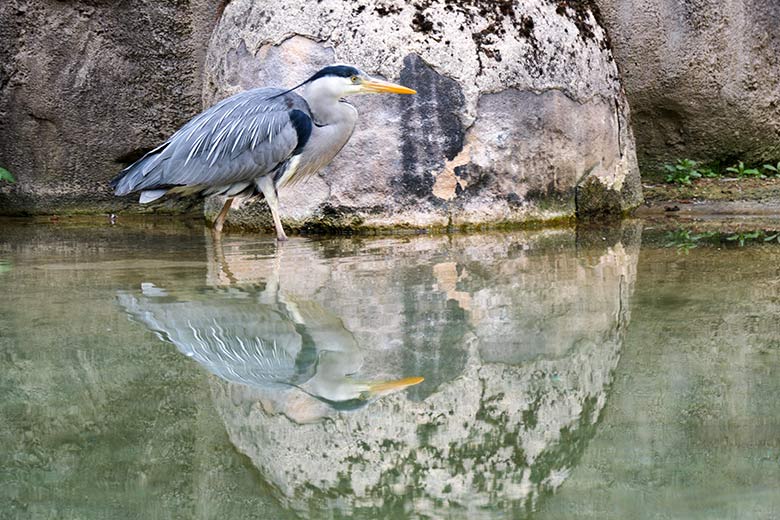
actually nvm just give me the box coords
[271,65,362,98]
[288,109,312,156]
[304,65,360,83]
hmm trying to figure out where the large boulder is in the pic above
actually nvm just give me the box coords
[0,0,222,215]
[595,0,780,169]
[204,0,641,232]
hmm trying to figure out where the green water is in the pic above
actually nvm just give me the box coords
[1,220,779,519]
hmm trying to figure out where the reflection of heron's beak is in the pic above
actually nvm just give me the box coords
[361,79,416,95]
[364,376,424,397]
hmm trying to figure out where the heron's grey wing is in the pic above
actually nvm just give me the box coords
[112,88,312,195]
[116,289,303,387]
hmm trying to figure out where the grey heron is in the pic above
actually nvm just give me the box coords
[110,65,416,240]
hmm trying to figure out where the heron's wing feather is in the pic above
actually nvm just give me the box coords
[111,88,312,195]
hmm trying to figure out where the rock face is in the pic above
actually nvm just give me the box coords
[0,0,222,215]
[595,0,780,169]
[204,0,641,231]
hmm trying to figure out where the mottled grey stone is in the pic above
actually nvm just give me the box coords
[0,0,222,215]
[595,0,780,169]
[203,0,641,232]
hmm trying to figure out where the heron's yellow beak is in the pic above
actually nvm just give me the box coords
[361,78,416,95]
[366,376,424,395]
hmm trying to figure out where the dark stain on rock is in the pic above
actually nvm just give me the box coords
[374,4,402,17]
[518,15,535,39]
[396,54,465,205]
[216,0,231,22]
[405,0,541,75]
[549,0,612,52]
[411,11,435,33]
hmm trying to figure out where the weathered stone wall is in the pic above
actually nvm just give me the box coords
[0,0,222,215]
[595,0,780,170]
[0,0,641,226]
[203,0,641,231]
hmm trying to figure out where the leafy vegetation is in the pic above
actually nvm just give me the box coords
[763,162,780,176]
[662,159,718,185]
[725,161,761,178]
[659,158,780,185]
[0,166,14,183]
[664,159,703,185]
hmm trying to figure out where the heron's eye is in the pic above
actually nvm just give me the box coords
[350,75,359,83]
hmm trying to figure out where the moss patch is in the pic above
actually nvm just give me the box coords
[575,177,624,219]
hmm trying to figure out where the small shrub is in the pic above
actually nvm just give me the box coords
[725,161,761,178]
[762,162,780,176]
[664,159,703,185]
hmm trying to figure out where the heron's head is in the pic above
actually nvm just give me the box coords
[300,65,416,99]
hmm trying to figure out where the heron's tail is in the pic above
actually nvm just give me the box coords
[110,142,170,196]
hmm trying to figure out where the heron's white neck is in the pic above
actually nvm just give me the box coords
[301,84,357,126]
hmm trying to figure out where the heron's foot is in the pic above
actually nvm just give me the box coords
[276,232,288,242]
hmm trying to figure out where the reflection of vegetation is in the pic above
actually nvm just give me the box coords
[665,228,780,250]
[0,166,14,183]
[0,260,11,274]
[663,229,717,252]
[725,230,762,247]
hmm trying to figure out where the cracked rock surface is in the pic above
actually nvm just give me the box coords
[204,0,641,231]
[0,0,223,215]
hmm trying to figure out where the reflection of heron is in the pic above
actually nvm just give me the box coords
[110,65,416,240]
[117,283,421,407]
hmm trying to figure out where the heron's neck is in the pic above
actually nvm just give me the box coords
[301,86,357,126]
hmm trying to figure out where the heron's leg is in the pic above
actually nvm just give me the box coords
[257,177,288,241]
[213,197,234,233]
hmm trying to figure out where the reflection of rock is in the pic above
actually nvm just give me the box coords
[205,224,641,517]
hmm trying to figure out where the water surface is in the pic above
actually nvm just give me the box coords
[1,220,778,519]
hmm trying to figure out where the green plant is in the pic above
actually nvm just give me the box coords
[700,166,719,178]
[0,166,14,183]
[726,230,763,247]
[725,161,761,178]
[664,159,703,185]
[762,162,780,176]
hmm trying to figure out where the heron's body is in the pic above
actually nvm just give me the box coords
[111,65,414,240]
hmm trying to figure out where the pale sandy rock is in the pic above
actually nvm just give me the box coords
[204,0,641,232]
